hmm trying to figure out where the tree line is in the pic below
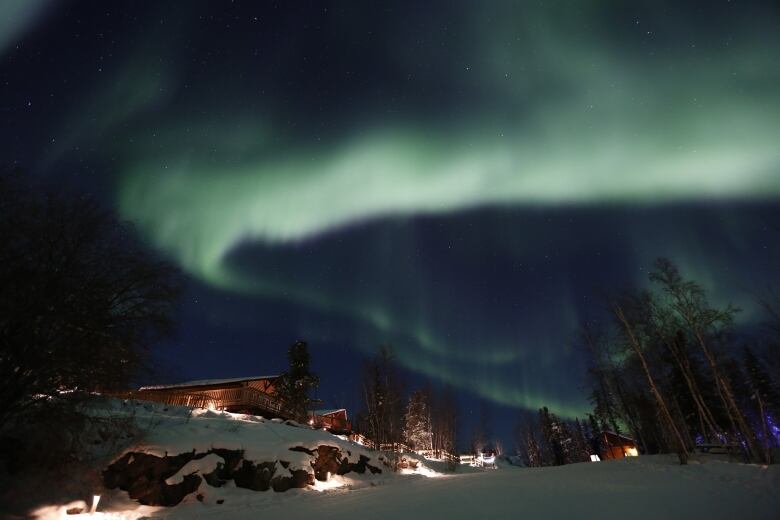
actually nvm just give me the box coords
[352,346,458,459]
[517,258,780,467]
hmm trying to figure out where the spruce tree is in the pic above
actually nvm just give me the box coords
[277,340,319,422]
[744,347,780,417]
[526,425,543,467]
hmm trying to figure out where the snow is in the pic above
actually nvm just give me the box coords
[151,456,780,520]
[31,399,780,520]
[138,375,279,391]
[105,402,376,473]
[165,453,224,485]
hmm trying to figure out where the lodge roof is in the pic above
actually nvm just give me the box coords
[139,375,281,391]
[313,408,347,416]
[603,430,636,443]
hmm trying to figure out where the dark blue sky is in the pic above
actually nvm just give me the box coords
[2,0,779,448]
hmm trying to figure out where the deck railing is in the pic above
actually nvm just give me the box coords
[110,386,295,419]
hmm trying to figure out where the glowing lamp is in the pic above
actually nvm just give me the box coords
[625,447,639,457]
[590,454,601,462]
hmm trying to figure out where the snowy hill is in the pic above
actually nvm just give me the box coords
[31,399,780,520]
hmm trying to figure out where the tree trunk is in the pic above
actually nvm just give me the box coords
[614,304,688,464]
[690,326,765,463]
[664,336,722,443]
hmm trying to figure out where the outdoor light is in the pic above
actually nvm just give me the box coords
[590,455,601,462]
[625,447,639,457]
[90,495,100,514]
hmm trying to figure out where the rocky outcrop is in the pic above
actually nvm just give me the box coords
[233,460,278,491]
[202,448,244,487]
[291,445,382,480]
[104,444,381,506]
[103,451,203,506]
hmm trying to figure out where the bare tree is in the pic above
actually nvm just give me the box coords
[431,386,457,459]
[0,170,181,429]
[650,258,765,463]
[360,346,404,450]
[612,298,689,464]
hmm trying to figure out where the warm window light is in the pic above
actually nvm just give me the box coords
[625,447,639,457]
[590,454,601,462]
[90,495,101,514]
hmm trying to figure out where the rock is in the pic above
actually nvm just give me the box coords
[271,468,314,491]
[203,448,244,487]
[103,451,202,506]
[233,460,277,491]
[341,454,382,475]
[312,446,342,481]
[288,446,314,455]
[105,443,378,507]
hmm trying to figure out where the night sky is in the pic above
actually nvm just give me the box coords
[3,1,779,447]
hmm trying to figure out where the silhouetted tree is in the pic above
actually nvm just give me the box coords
[276,340,319,422]
[650,258,764,463]
[361,346,404,449]
[430,386,457,458]
[0,170,181,430]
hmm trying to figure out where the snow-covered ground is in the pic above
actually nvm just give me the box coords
[145,457,779,520]
[31,399,780,520]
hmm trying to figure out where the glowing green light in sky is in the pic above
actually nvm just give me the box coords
[85,2,780,414]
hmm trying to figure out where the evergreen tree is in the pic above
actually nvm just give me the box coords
[540,407,568,465]
[743,346,780,457]
[588,413,603,458]
[526,424,543,467]
[573,418,593,462]
[744,347,780,418]
[277,340,319,422]
[403,389,433,451]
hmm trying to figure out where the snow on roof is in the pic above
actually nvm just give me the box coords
[604,430,636,443]
[313,408,347,416]
[139,375,280,391]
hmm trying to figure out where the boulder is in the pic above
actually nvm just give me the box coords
[103,451,202,506]
[203,448,244,487]
[105,444,379,507]
[233,460,277,491]
[271,468,315,491]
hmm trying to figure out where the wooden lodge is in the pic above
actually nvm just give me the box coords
[121,375,352,433]
[600,431,639,459]
[135,375,289,417]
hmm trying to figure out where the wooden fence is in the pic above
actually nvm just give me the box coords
[414,449,459,462]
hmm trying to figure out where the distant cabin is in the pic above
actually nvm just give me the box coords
[600,431,639,459]
[310,408,350,433]
[136,375,285,417]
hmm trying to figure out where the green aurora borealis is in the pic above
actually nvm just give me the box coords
[4,1,780,419]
